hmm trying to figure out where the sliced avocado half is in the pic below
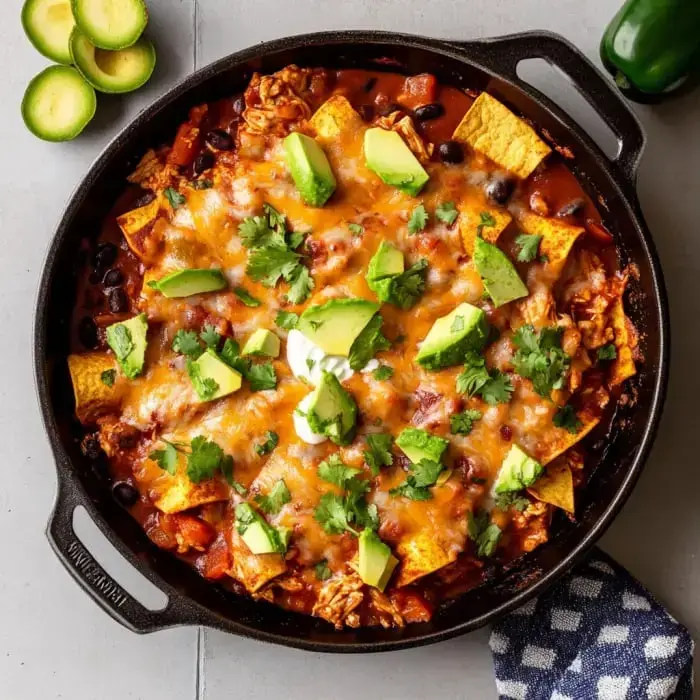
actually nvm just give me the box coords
[70,28,156,94]
[473,237,529,308]
[22,65,96,142]
[284,132,337,207]
[364,127,429,196]
[149,268,227,298]
[358,529,399,591]
[71,0,148,50]
[306,371,358,446]
[106,313,148,379]
[192,349,242,402]
[242,329,280,358]
[494,444,543,494]
[416,302,489,370]
[396,427,449,465]
[22,0,76,64]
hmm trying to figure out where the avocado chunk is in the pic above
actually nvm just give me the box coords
[235,503,289,554]
[396,427,449,464]
[22,0,76,64]
[358,529,399,592]
[473,237,529,308]
[306,371,358,445]
[416,302,489,370]
[192,348,242,401]
[367,241,404,284]
[494,444,543,494]
[70,29,156,94]
[149,268,227,298]
[364,128,429,196]
[297,298,380,356]
[106,313,148,380]
[242,329,280,358]
[22,65,96,142]
[283,132,337,207]
[71,0,148,50]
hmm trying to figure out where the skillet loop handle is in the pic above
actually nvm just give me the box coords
[451,31,646,186]
[46,479,204,633]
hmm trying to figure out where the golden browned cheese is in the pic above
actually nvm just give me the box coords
[69,66,637,628]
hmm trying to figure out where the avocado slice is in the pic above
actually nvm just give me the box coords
[306,371,358,446]
[149,268,227,298]
[193,349,242,401]
[22,0,76,64]
[22,65,96,142]
[358,529,399,592]
[283,132,337,207]
[416,302,489,370]
[297,298,380,357]
[235,503,289,554]
[70,28,156,94]
[364,128,429,196]
[367,241,404,284]
[473,237,529,308]
[71,0,148,50]
[106,313,148,380]
[242,329,280,358]
[494,444,543,494]
[396,427,449,465]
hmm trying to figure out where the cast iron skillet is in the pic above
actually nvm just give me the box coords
[35,30,669,652]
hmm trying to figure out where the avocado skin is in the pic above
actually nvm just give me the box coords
[494,444,543,493]
[396,427,449,464]
[306,371,358,446]
[473,237,528,308]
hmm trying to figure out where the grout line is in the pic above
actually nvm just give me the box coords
[195,626,206,700]
[193,0,200,70]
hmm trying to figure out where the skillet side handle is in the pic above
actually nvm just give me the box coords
[46,479,210,633]
[449,31,646,187]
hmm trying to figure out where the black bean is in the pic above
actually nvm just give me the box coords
[205,129,234,151]
[91,242,117,272]
[133,190,156,208]
[103,268,123,287]
[81,435,103,460]
[363,77,377,93]
[193,150,215,176]
[437,140,464,164]
[556,198,585,218]
[413,102,445,121]
[112,482,140,508]
[485,177,515,205]
[108,288,128,313]
[232,95,245,115]
[78,316,99,349]
[358,104,375,122]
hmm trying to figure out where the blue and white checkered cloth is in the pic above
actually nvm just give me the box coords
[491,549,694,699]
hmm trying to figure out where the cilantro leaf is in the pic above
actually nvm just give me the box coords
[246,246,301,287]
[467,510,501,557]
[480,371,514,405]
[314,559,332,581]
[238,214,286,249]
[285,263,314,304]
[149,441,179,475]
[407,204,428,235]
[372,365,394,381]
[348,314,391,370]
[235,503,289,553]
[495,492,530,512]
[200,324,221,349]
[255,431,279,456]
[220,338,248,375]
[364,433,394,476]
[476,211,496,237]
[233,286,262,307]
[186,436,225,484]
[450,409,483,435]
[164,187,186,209]
[456,353,513,405]
[349,223,364,236]
[553,404,583,434]
[377,258,428,310]
[436,201,459,225]
[512,324,570,399]
[186,360,219,401]
[390,459,443,500]
[275,311,299,330]
[220,455,245,494]
[246,362,277,391]
[110,325,133,361]
[172,329,203,359]
[314,493,356,535]
[597,344,617,361]
[347,492,379,531]
[100,369,116,387]
[317,454,362,488]
[190,178,213,190]
[515,233,543,263]
[255,479,291,515]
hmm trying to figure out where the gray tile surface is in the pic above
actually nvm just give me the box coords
[1,0,698,698]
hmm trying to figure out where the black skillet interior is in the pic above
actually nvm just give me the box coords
[36,31,668,652]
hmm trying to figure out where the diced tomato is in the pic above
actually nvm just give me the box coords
[188,104,209,126]
[391,590,434,623]
[174,514,216,550]
[168,123,201,167]
[197,536,231,580]
[398,74,437,108]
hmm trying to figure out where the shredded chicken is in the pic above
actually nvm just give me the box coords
[368,588,405,629]
[374,112,433,163]
[127,149,178,191]
[512,500,550,553]
[312,571,365,629]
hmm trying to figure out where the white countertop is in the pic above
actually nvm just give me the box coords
[1,0,698,697]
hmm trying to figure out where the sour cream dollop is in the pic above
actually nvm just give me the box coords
[293,393,327,445]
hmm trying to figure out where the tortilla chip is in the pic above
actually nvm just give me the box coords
[116,198,161,262]
[609,299,636,386]
[309,95,363,143]
[67,353,121,423]
[539,413,600,466]
[515,210,585,277]
[459,199,512,255]
[396,530,457,587]
[229,529,286,593]
[127,149,162,185]
[153,474,229,514]
[452,93,551,179]
[528,461,574,513]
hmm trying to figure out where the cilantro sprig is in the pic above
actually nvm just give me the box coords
[450,409,483,435]
[468,510,501,557]
[363,433,394,476]
[435,201,459,225]
[512,325,570,399]
[515,233,542,263]
[456,352,514,405]
[407,204,428,235]
[390,459,444,500]
[553,404,583,434]
[149,435,237,485]
[255,431,279,456]
[348,315,391,370]
[255,479,291,514]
